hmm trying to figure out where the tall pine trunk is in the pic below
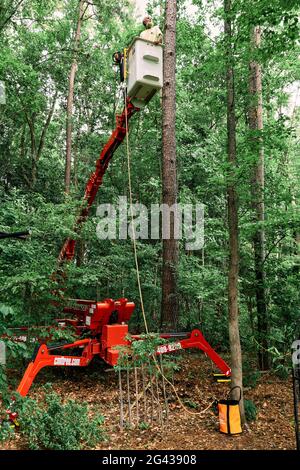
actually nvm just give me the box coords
[248,26,269,370]
[65,0,85,194]
[161,0,179,330]
[224,0,245,423]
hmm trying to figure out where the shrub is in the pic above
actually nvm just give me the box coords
[18,386,105,450]
[242,360,261,388]
[244,399,257,422]
[0,364,8,403]
[0,419,15,442]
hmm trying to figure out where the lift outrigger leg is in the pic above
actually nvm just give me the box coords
[14,329,230,400]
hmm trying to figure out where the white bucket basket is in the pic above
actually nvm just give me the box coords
[126,38,163,108]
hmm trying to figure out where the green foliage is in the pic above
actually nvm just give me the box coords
[131,334,167,361]
[0,418,15,443]
[138,421,150,430]
[0,0,299,412]
[0,365,8,404]
[0,304,27,404]
[244,399,257,422]
[115,334,180,386]
[184,399,199,410]
[268,346,291,379]
[115,333,167,369]
[50,326,77,344]
[17,387,105,450]
[243,361,261,388]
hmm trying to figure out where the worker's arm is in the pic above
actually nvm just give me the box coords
[154,26,163,45]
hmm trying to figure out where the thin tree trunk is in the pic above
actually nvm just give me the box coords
[65,0,85,194]
[31,91,58,188]
[285,86,300,256]
[161,0,179,330]
[248,26,269,370]
[224,0,245,423]
[23,92,57,189]
[76,239,85,267]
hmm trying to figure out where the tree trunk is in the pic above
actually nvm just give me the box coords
[161,0,179,330]
[65,0,85,194]
[224,0,245,423]
[23,91,57,189]
[248,26,269,370]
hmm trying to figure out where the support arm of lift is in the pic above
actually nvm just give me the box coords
[15,329,230,398]
[16,338,98,397]
[156,329,231,376]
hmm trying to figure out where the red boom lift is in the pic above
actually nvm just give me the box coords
[8,37,231,411]
[11,96,230,406]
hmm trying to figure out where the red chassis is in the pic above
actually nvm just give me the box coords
[16,328,230,397]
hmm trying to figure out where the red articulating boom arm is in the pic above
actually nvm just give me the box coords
[156,329,230,375]
[15,328,230,398]
[58,98,139,264]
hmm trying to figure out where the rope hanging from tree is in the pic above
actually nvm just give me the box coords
[123,89,215,417]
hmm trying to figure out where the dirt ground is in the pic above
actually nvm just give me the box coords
[0,352,296,450]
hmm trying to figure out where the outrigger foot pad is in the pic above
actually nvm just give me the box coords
[213,373,231,383]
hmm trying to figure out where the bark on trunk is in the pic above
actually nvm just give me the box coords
[224,0,245,423]
[248,26,269,370]
[65,0,85,194]
[161,0,179,330]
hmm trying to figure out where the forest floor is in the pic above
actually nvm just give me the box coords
[0,352,296,450]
